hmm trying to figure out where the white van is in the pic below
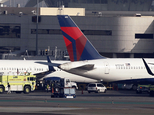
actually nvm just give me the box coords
[87,83,107,93]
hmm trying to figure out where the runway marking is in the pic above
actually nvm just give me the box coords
[0,100,154,105]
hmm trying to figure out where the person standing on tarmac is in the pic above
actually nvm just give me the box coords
[7,83,11,94]
[46,84,50,93]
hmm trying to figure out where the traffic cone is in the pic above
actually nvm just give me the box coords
[52,88,54,93]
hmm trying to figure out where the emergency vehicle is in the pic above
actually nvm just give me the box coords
[0,73,36,94]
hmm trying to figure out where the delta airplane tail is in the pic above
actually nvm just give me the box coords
[57,15,105,61]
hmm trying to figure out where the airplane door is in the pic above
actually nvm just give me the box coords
[104,62,110,74]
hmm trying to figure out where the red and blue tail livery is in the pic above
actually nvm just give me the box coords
[57,15,105,61]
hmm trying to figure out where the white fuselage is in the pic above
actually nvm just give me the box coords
[0,60,48,75]
[59,58,154,83]
[0,60,97,83]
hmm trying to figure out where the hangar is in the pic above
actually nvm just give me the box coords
[0,0,154,59]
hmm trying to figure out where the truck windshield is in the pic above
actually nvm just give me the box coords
[28,77,36,81]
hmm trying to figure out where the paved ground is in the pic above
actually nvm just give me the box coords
[0,90,154,115]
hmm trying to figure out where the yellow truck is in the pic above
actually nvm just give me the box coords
[0,73,36,94]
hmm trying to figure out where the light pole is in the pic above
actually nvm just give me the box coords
[36,0,39,55]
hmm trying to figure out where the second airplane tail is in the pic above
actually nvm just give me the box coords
[57,15,105,61]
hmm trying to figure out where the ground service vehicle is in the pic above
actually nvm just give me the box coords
[136,85,150,94]
[44,77,78,90]
[47,77,76,98]
[87,83,107,93]
[0,73,36,94]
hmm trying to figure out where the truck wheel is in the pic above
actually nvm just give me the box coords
[150,91,154,96]
[0,86,4,94]
[24,86,30,94]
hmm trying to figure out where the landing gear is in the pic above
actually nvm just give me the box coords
[132,84,137,91]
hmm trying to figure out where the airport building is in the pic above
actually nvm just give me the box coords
[0,0,154,59]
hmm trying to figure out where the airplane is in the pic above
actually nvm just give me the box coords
[55,15,154,85]
[0,59,97,83]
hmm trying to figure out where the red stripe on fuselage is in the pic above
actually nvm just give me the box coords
[61,27,83,40]
[63,36,74,61]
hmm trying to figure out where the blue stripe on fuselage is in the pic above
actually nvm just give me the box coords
[112,78,154,85]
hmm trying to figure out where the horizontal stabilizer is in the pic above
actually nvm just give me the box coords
[73,64,94,70]
[35,61,60,67]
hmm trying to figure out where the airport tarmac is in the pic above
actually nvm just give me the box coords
[0,90,154,115]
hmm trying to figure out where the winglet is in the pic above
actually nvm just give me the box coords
[142,58,154,76]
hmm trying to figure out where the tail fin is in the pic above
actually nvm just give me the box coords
[57,15,105,61]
